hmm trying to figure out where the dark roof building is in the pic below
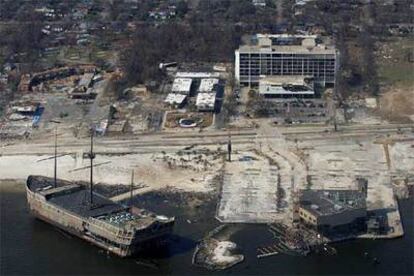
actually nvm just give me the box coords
[299,189,367,235]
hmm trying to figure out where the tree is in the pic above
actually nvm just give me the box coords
[358,25,379,96]
[108,1,121,21]
[176,1,188,18]
[120,23,241,85]
[227,0,256,21]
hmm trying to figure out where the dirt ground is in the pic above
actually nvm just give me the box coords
[374,36,414,123]
[217,150,280,223]
[378,86,414,122]
[0,147,224,195]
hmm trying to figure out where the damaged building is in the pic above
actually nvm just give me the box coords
[18,65,96,92]
[298,189,367,236]
[259,75,315,98]
[235,34,337,86]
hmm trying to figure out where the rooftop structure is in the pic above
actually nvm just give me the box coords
[164,93,187,107]
[159,62,177,70]
[196,93,216,111]
[198,78,219,92]
[11,105,37,115]
[300,189,366,217]
[235,34,337,86]
[18,74,31,92]
[78,73,94,88]
[295,0,315,6]
[175,72,220,79]
[123,85,148,97]
[298,189,367,234]
[18,65,96,92]
[252,0,267,7]
[172,78,192,94]
[259,75,314,98]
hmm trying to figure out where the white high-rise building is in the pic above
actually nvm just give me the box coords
[235,34,338,86]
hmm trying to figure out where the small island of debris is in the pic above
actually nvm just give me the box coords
[193,238,244,271]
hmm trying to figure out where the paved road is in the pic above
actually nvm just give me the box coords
[1,123,412,156]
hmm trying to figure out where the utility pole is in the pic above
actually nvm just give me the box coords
[328,89,338,132]
[130,170,134,206]
[227,133,232,162]
[333,53,340,132]
[54,126,58,188]
[333,102,338,132]
[88,130,96,206]
[331,92,338,132]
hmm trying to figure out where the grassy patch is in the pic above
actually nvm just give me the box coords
[376,37,414,87]
[378,63,414,87]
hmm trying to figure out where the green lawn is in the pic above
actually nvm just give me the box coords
[377,37,414,87]
[378,63,414,87]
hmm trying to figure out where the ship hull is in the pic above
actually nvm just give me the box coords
[26,182,173,257]
[32,210,171,257]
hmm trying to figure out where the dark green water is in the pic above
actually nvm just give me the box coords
[1,181,413,275]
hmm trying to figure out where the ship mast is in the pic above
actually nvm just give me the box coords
[54,126,58,188]
[88,130,96,206]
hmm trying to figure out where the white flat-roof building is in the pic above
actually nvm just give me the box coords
[176,72,220,78]
[164,93,187,107]
[172,78,192,94]
[198,78,219,92]
[259,75,315,98]
[252,0,266,7]
[196,93,216,111]
[295,0,314,6]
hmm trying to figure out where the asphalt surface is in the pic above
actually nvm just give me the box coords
[1,123,413,156]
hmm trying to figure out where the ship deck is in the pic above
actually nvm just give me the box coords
[48,189,126,218]
[27,176,126,218]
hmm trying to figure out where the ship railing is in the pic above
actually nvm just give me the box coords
[88,217,122,233]
[88,217,134,240]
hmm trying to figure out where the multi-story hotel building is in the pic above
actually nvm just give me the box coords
[235,34,338,86]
